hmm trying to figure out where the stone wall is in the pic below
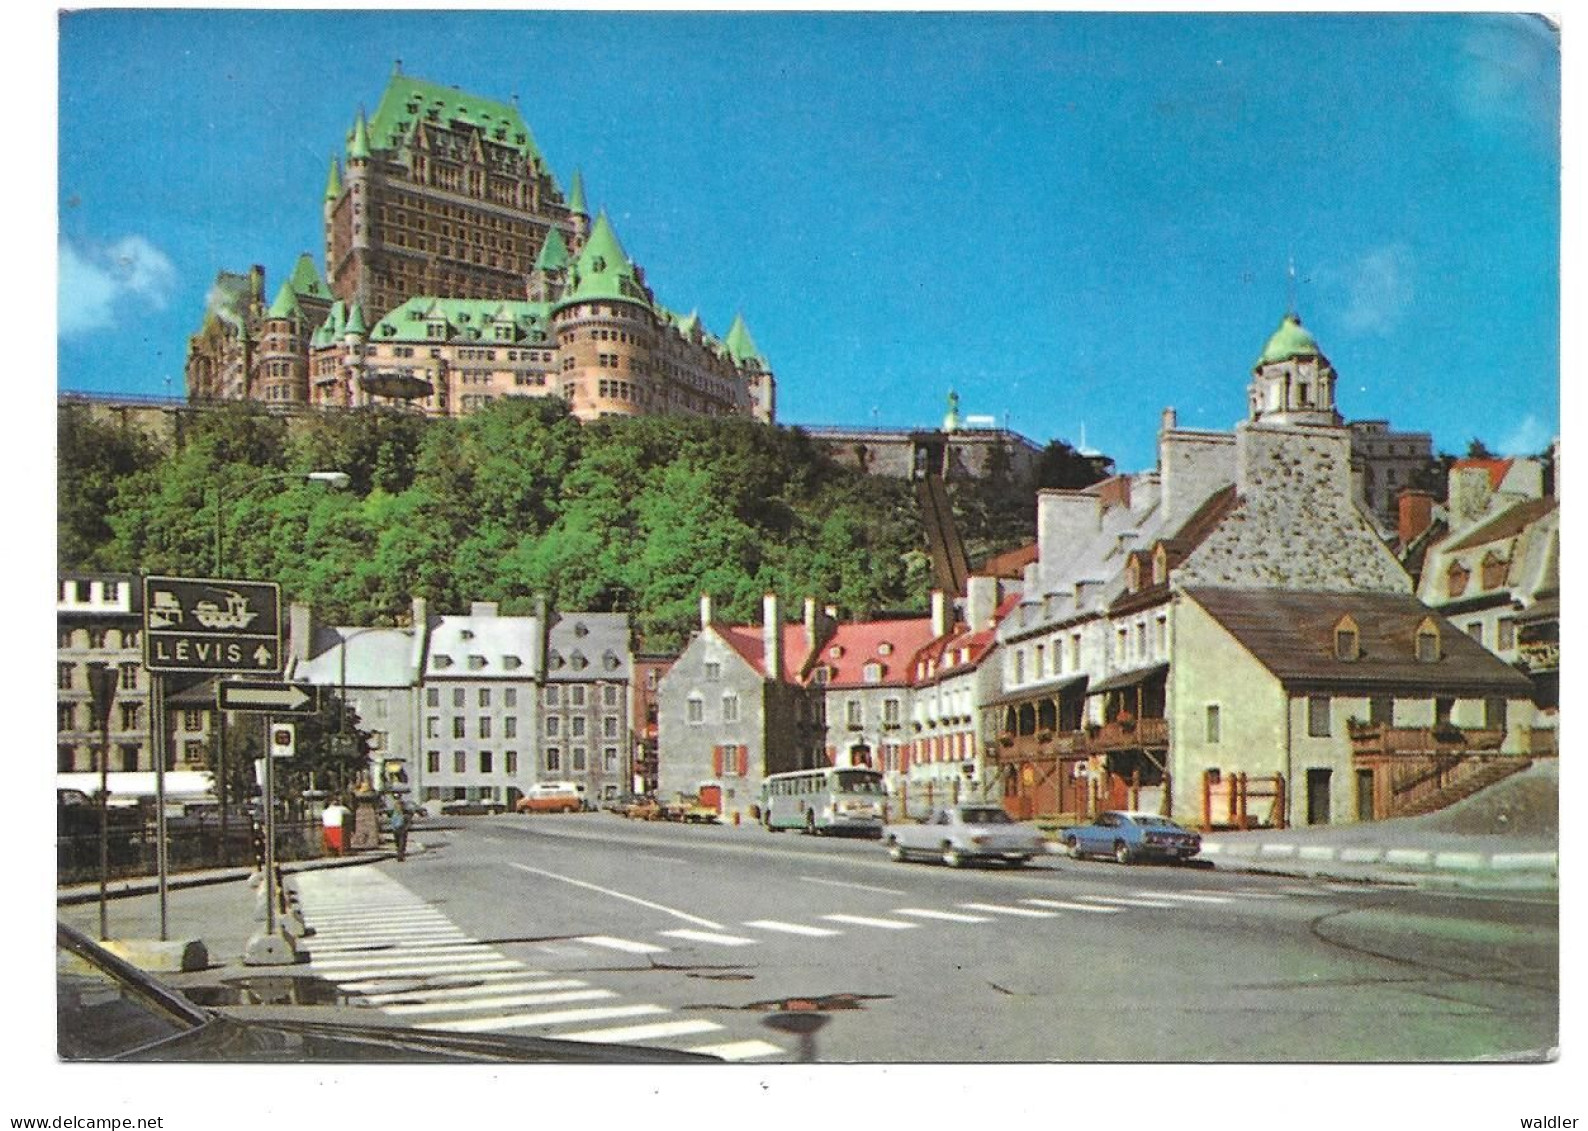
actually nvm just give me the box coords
[1178,423,1411,593]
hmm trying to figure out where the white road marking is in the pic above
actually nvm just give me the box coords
[799,876,908,895]
[1133,890,1232,904]
[1020,899,1121,914]
[894,908,992,923]
[1186,888,1286,900]
[820,913,917,930]
[384,989,616,1016]
[1075,895,1179,909]
[309,958,524,978]
[744,919,843,937]
[690,1039,783,1061]
[659,928,758,947]
[338,970,550,994]
[307,946,502,967]
[307,934,473,952]
[561,1019,724,1044]
[957,902,1058,918]
[356,978,589,1006]
[576,935,670,955]
[510,862,724,929]
[423,1004,667,1033]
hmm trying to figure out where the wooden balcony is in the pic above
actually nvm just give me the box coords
[1348,722,1506,757]
[992,717,1168,763]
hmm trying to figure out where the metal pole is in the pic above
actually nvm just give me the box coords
[153,674,169,941]
[264,716,278,939]
[97,729,109,941]
[213,483,230,867]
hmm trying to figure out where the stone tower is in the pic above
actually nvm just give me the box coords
[1247,312,1343,428]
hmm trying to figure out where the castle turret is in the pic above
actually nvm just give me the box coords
[1248,312,1342,428]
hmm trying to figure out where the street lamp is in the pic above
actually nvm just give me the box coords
[210,468,349,863]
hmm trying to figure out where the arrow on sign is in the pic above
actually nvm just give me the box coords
[218,681,319,714]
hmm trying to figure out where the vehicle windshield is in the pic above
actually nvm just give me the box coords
[834,770,885,794]
[960,807,1012,824]
[58,928,203,1059]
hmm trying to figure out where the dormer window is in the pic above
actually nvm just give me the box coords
[811,666,831,686]
[862,662,883,684]
[433,654,453,670]
[1446,561,1471,599]
[1415,617,1442,663]
[828,645,844,661]
[1153,544,1169,586]
[878,642,893,657]
[1126,555,1143,594]
[467,655,486,671]
[1333,615,1360,662]
[1481,550,1509,590]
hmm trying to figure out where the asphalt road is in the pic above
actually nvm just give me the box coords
[257,813,1559,1064]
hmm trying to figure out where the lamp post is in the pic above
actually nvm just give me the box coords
[210,468,349,864]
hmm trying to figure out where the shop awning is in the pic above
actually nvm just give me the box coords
[983,674,1087,709]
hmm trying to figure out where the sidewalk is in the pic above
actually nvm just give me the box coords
[1197,760,1559,892]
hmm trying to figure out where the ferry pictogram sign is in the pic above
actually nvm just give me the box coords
[143,576,283,674]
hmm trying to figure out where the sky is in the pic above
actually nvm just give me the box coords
[56,10,1561,475]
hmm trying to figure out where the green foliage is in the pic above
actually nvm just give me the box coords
[57,401,965,650]
[58,405,161,568]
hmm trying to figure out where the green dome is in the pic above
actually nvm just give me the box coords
[1256,313,1323,366]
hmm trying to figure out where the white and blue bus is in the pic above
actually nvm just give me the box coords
[760,767,888,835]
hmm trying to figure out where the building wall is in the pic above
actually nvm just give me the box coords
[419,678,541,805]
[806,427,1042,485]
[1179,423,1411,593]
[657,631,766,807]
[57,576,153,775]
[1168,596,1288,820]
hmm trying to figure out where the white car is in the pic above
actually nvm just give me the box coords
[883,805,1046,867]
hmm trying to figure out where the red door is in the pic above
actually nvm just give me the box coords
[698,784,723,812]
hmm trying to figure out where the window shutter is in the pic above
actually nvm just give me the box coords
[711,745,723,778]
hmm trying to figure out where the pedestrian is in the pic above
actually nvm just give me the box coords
[389,797,409,862]
[322,796,349,856]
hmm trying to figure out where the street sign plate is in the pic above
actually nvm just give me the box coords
[218,679,320,715]
[143,575,283,674]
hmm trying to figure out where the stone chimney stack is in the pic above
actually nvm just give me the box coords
[699,593,714,630]
[1397,489,1435,547]
[470,601,499,618]
[762,593,782,682]
[1161,406,1178,434]
[966,576,1000,630]
[931,590,949,639]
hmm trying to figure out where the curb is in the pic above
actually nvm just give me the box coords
[1200,840,1557,889]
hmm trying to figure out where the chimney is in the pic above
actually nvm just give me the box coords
[699,593,714,630]
[966,576,1000,631]
[409,596,429,675]
[931,590,949,639]
[763,593,782,682]
[288,602,313,665]
[1397,489,1435,547]
[1161,406,1178,434]
[470,601,499,618]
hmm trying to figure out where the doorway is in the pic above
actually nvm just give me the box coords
[1355,769,1375,822]
[1306,768,1332,825]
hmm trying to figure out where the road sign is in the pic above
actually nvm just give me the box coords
[218,680,320,715]
[270,724,296,759]
[143,576,282,674]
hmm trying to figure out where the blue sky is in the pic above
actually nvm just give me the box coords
[56,10,1560,473]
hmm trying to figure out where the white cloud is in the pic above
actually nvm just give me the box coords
[1498,412,1553,456]
[1331,244,1415,337]
[58,235,178,339]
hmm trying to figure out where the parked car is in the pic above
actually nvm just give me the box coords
[1062,810,1202,864]
[515,781,582,814]
[440,798,507,816]
[57,921,713,1063]
[882,805,1046,867]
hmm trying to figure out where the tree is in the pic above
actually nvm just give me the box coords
[58,405,161,569]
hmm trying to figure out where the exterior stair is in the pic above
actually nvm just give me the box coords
[1396,757,1534,819]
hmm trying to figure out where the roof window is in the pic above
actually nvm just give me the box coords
[1415,617,1442,663]
[1333,615,1359,662]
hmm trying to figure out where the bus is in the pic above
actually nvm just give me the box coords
[759,767,888,835]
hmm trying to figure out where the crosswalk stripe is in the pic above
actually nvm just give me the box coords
[744,920,843,937]
[310,959,524,979]
[1186,888,1286,900]
[383,989,615,1016]
[894,908,992,923]
[1021,898,1121,914]
[957,902,1058,918]
[357,978,588,1006]
[338,970,550,994]
[659,928,758,947]
[689,1039,783,1061]
[1134,890,1232,904]
[576,935,669,955]
[1075,895,1178,909]
[307,947,502,968]
[307,935,473,952]
[820,913,917,930]
[561,1019,723,1044]
[422,1004,667,1034]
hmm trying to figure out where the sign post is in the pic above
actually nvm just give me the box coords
[142,576,289,963]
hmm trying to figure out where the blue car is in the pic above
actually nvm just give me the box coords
[1062,810,1201,864]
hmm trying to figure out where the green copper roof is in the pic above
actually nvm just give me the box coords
[287,253,331,301]
[534,226,570,273]
[369,296,555,344]
[312,301,348,348]
[1256,313,1324,366]
[267,282,302,321]
[345,302,368,336]
[324,156,343,202]
[568,169,587,215]
[366,74,544,163]
[555,212,651,312]
[723,314,766,368]
[348,111,371,161]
